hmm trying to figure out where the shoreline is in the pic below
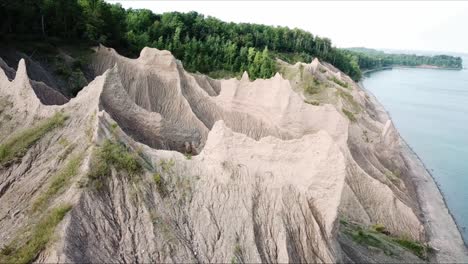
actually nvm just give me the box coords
[361,65,462,75]
[359,80,468,262]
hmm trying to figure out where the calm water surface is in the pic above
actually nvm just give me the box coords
[362,61,468,244]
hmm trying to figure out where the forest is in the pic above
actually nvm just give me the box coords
[0,0,462,81]
[346,48,463,70]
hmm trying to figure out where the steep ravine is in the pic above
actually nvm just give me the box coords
[0,46,466,263]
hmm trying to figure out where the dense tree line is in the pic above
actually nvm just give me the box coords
[0,0,461,81]
[0,0,360,79]
[345,48,462,70]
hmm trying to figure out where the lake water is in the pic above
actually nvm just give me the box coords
[362,61,468,244]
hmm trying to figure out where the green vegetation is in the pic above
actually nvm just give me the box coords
[0,112,67,166]
[351,229,392,255]
[371,223,387,234]
[362,130,370,143]
[231,240,243,264]
[58,137,70,147]
[346,47,462,71]
[87,139,142,189]
[51,54,88,95]
[31,154,83,213]
[336,89,360,111]
[159,159,175,173]
[2,1,461,83]
[301,74,327,95]
[0,98,13,115]
[342,108,357,122]
[0,204,72,264]
[304,83,320,95]
[329,76,349,88]
[304,99,320,106]
[1,0,363,80]
[341,220,430,260]
[394,238,427,259]
[153,172,168,197]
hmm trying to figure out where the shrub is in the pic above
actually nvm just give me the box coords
[68,70,87,96]
[87,140,142,188]
[329,76,349,88]
[153,173,167,197]
[304,99,320,106]
[0,98,13,115]
[0,204,72,264]
[304,82,320,94]
[342,108,357,122]
[351,228,387,253]
[0,112,67,166]
[394,238,426,259]
[343,222,429,259]
[160,159,175,172]
[302,76,323,95]
[0,245,14,256]
[53,57,72,78]
[372,224,386,233]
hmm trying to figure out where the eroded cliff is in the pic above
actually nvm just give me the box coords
[0,46,466,263]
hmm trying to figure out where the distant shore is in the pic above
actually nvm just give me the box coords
[362,65,462,75]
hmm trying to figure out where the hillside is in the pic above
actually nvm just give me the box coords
[0,46,467,263]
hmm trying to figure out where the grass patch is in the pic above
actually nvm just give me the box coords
[304,99,320,106]
[31,154,83,213]
[0,97,13,115]
[153,173,168,197]
[371,223,387,234]
[0,112,67,166]
[384,170,402,186]
[159,159,175,173]
[342,108,357,122]
[303,77,322,95]
[393,238,426,259]
[150,212,176,243]
[231,237,244,264]
[51,54,88,96]
[0,204,72,264]
[329,76,349,88]
[342,221,430,260]
[351,229,389,252]
[336,88,361,112]
[87,139,142,189]
[58,137,69,147]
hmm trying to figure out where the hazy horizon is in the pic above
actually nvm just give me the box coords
[107,1,468,54]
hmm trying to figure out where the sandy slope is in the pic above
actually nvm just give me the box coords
[0,46,466,263]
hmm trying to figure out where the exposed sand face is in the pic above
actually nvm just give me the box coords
[92,46,348,152]
[0,46,466,263]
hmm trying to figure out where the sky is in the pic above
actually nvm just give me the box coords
[108,1,468,54]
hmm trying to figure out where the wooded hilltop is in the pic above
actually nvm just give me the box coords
[0,0,462,81]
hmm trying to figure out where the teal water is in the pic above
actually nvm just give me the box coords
[362,62,468,244]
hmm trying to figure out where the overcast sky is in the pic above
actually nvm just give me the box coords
[108,1,468,54]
